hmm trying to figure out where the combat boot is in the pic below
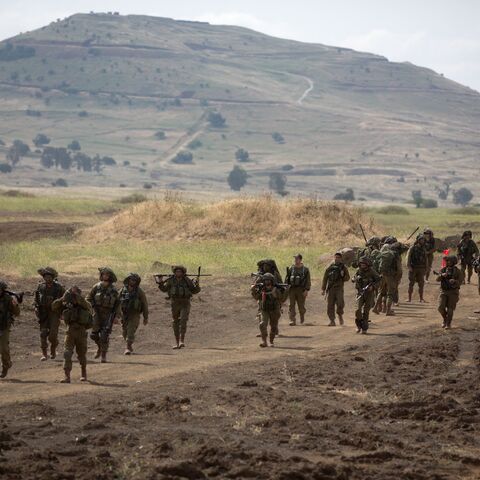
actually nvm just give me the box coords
[124,341,133,355]
[41,347,48,362]
[385,300,395,317]
[338,315,344,326]
[80,366,87,382]
[289,320,296,326]
[101,351,107,363]
[328,320,336,326]
[300,315,305,325]
[407,291,413,303]
[269,332,275,347]
[50,344,57,360]
[0,362,11,379]
[94,347,101,359]
[60,369,71,383]
[179,335,185,349]
[259,335,268,348]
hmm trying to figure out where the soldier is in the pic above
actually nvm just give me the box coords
[352,257,381,334]
[157,266,201,349]
[251,273,287,347]
[436,255,464,329]
[52,286,93,383]
[406,235,427,302]
[87,267,120,363]
[457,231,479,284]
[0,281,20,379]
[34,267,65,361]
[424,229,436,281]
[255,259,283,284]
[321,252,350,326]
[285,254,311,326]
[373,241,401,316]
[353,237,381,268]
[119,273,149,355]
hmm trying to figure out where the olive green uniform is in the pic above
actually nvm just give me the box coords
[374,246,400,315]
[0,293,20,376]
[34,281,65,357]
[158,277,200,340]
[87,282,120,355]
[53,293,93,374]
[424,236,436,281]
[285,265,311,324]
[457,239,479,283]
[322,263,350,323]
[119,286,149,344]
[436,267,463,328]
[353,268,381,332]
[407,244,427,300]
[251,285,286,344]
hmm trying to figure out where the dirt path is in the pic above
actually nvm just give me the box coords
[297,75,314,105]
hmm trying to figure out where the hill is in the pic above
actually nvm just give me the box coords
[0,12,479,203]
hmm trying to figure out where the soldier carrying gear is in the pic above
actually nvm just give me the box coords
[322,252,350,326]
[0,281,20,379]
[423,229,436,282]
[285,254,311,326]
[352,257,381,334]
[406,235,428,303]
[34,267,65,361]
[353,237,381,269]
[251,273,288,348]
[52,286,93,383]
[373,243,399,317]
[436,255,464,329]
[457,230,479,284]
[256,259,283,284]
[157,265,201,350]
[86,267,120,363]
[119,273,149,355]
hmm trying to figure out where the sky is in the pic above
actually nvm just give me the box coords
[1,0,479,91]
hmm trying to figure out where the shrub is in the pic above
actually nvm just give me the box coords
[68,140,81,151]
[78,110,88,117]
[53,178,68,187]
[207,111,226,128]
[155,131,166,140]
[376,205,410,215]
[421,198,438,209]
[334,188,355,201]
[227,165,248,191]
[0,163,12,173]
[269,172,288,196]
[0,43,35,61]
[453,187,473,207]
[143,183,153,189]
[33,134,50,147]
[118,193,148,204]
[188,139,202,150]
[172,151,193,164]
[411,190,423,208]
[272,132,285,144]
[235,148,250,162]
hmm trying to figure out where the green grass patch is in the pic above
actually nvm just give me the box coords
[449,207,480,215]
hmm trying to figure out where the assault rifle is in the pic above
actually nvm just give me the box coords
[5,290,25,304]
[99,304,117,344]
[355,282,375,301]
[405,226,420,242]
[153,266,212,285]
[359,224,368,245]
[433,268,458,291]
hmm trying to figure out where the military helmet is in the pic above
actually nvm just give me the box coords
[390,242,402,251]
[262,273,276,282]
[124,273,141,285]
[171,265,187,275]
[38,266,58,278]
[423,228,433,235]
[462,230,473,238]
[416,234,425,243]
[0,280,7,291]
[383,236,396,245]
[98,267,117,283]
[366,236,380,247]
[443,255,458,265]
[358,256,372,267]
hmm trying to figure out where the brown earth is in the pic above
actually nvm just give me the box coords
[0,270,479,479]
[0,221,80,243]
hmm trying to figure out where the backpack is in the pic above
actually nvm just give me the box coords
[378,249,396,274]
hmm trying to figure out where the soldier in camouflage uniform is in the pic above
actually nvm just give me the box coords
[285,254,311,326]
[423,229,436,281]
[251,273,288,347]
[457,231,479,284]
[353,237,381,268]
[119,273,149,355]
[157,266,201,349]
[436,255,464,329]
[406,235,427,303]
[34,267,65,361]
[352,257,381,334]
[321,252,350,326]
[53,286,93,383]
[87,267,120,363]
[0,281,20,379]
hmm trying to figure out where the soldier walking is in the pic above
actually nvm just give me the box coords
[285,254,311,326]
[457,231,479,284]
[423,229,436,281]
[373,242,400,316]
[321,252,350,326]
[0,281,20,379]
[87,267,120,363]
[119,273,149,355]
[436,255,463,329]
[157,266,201,349]
[406,235,428,302]
[34,267,65,361]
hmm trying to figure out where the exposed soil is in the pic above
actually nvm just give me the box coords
[0,272,479,479]
[0,221,79,242]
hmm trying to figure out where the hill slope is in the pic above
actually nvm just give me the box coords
[0,12,479,203]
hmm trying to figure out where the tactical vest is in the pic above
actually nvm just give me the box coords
[0,294,12,331]
[120,288,143,313]
[36,282,63,308]
[410,246,427,267]
[92,283,119,309]
[439,267,460,291]
[64,305,93,328]
[326,264,343,284]
[261,290,279,312]
[169,278,193,299]
[354,270,375,290]
[289,266,307,287]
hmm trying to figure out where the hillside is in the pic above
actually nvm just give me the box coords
[0,12,479,203]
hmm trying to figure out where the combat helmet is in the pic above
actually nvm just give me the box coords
[383,236,397,245]
[171,265,187,275]
[261,272,276,283]
[37,266,58,278]
[98,267,117,283]
[462,230,473,238]
[424,228,433,235]
[123,273,141,286]
[0,280,7,291]
[358,256,372,267]
[366,236,381,248]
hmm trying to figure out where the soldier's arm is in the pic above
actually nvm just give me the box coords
[59,284,66,297]
[250,285,261,300]
[372,271,382,287]
[77,295,93,314]
[85,285,96,304]
[51,297,64,313]
[343,266,351,282]
[321,269,328,291]
[33,286,41,308]
[473,241,479,256]
[139,289,149,321]
[304,268,311,291]
[9,297,20,317]
[157,278,170,292]
[406,248,412,268]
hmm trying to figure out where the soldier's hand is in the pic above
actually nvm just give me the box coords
[303,290,309,298]
[12,297,18,306]
[143,318,148,326]
[321,290,325,296]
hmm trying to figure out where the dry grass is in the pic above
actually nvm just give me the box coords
[78,194,377,245]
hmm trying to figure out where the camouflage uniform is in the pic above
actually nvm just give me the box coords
[34,267,65,360]
[436,256,463,329]
[285,262,311,325]
[423,229,436,281]
[119,273,149,355]
[87,268,120,362]
[352,259,381,334]
[321,259,350,325]
[0,282,20,379]
[251,273,288,347]
[52,288,93,383]
[373,243,401,316]
[407,237,427,302]
[457,232,479,284]
[158,266,201,348]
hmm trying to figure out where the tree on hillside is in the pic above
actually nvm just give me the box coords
[269,172,288,196]
[172,151,193,164]
[68,140,81,151]
[272,132,285,144]
[207,111,226,128]
[155,131,166,140]
[227,165,248,191]
[12,140,30,157]
[74,152,92,171]
[334,188,355,201]
[0,163,12,173]
[33,134,51,147]
[453,187,473,207]
[235,148,250,163]
[411,190,423,208]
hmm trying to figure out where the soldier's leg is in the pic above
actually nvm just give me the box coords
[259,311,269,347]
[362,293,375,332]
[297,290,306,324]
[326,290,336,325]
[48,316,61,359]
[467,263,473,284]
[171,302,181,348]
[62,332,75,383]
[90,315,102,358]
[125,316,140,354]
[417,268,426,301]
[355,298,364,332]
[461,262,467,284]
[445,292,459,329]
[425,253,433,281]
[77,330,88,381]
[122,316,128,342]
[373,278,386,314]
[336,288,345,325]
[385,276,396,316]
[39,321,49,361]
[438,293,448,327]
[407,270,415,301]
[269,312,280,345]
[179,303,190,347]
[288,288,297,325]
[0,330,12,378]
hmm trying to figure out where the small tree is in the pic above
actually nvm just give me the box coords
[207,111,226,128]
[68,140,81,151]
[272,132,285,144]
[269,172,288,196]
[33,133,51,147]
[453,187,473,207]
[155,131,166,140]
[12,140,30,157]
[0,163,12,173]
[235,148,250,162]
[172,151,193,164]
[333,188,355,201]
[227,165,248,191]
[411,190,423,208]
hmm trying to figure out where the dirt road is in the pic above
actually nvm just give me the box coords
[1,274,479,479]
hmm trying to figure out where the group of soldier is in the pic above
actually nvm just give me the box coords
[0,229,478,381]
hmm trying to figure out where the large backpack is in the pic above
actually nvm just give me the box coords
[378,249,396,274]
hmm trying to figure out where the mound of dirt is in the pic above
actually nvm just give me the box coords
[78,196,377,245]
[0,221,78,243]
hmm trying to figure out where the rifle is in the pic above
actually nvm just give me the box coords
[5,290,25,304]
[153,270,212,284]
[99,303,117,344]
[355,281,375,301]
[405,226,420,242]
[359,224,368,245]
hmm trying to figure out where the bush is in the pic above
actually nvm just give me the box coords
[118,193,148,204]
[453,187,473,207]
[421,198,438,209]
[52,178,68,187]
[449,207,480,215]
[207,111,226,128]
[68,140,81,151]
[33,134,50,147]
[78,111,88,117]
[235,148,250,162]
[0,163,12,173]
[281,164,294,171]
[0,42,35,61]
[411,190,423,208]
[12,140,30,156]
[187,139,202,150]
[269,172,288,196]
[334,188,355,201]
[376,205,410,215]
[172,151,193,164]
[227,165,248,191]
[155,131,166,140]
[272,132,285,144]
[143,183,153,189]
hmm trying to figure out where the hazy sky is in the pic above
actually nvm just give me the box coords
[2,0,479,91]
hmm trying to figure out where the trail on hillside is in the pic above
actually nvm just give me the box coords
[297,75,314,105]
